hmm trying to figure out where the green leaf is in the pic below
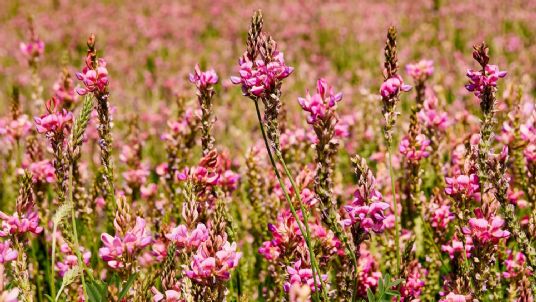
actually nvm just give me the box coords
[366,288,375,302]
[118,273,138,299]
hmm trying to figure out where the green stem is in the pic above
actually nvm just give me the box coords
[68,164,88,299]
[276,152,330,300]
[254,100,325,301]
[50,223,58,298]
[388,144,401,275]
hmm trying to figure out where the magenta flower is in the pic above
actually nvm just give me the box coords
[465,64,507,97]
[0,240,18,263]
[34,98,73,135]
[441,235,472,259]
[231,51,293,97]
[165,223,209,250]
[400,262,427,301]
[343,177,389,233]
[298,78,343,124]
[185,240,242,282]
[380,75,411,99]
[258,241,281,261]
[444,173,480,202]
[503,251,530,279]
[355,248,382,297]
[399,134,431,161]
[524,144,536,163]
[75,58,109,95]
[189,64,218,90]
[284,259,328,292]
[0,210,43,236]
[462,209,510,245]
[99,217,152,269]
[406,60,434,81]
[418,93,449,131]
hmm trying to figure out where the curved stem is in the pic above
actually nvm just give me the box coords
[254,100,325,301]
[388,144,401,276]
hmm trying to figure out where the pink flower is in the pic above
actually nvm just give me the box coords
[0,288,19,302]
[165,223,209,250]
[185,240,242,281]
[75,58,109,95]
[258,241,281,261]
[298,78,343,124]
[465,64,507,97]
[429,205,454,230]
[524,144,536,163]
[0,210,43,236]
[400,262,427,301]
[462,209,510,245]
[0,240,18,263]
[151,287,183,302]
[380,75,411,99]
[441,235,472,259]
[444,173,480,202]
[99,217,152,269]
[189,64,218,90]
[231,51,293,97]
[399,134,431,161]
[343,176,389,233]
[20,39,44,59]
[355,248,382,297]
[284,260,328,292]
[503,251,530,279]
[418,93,449,131]
[406,60,434,81]
[55,243,91,277]
[28,160,56,183]
[440,292,467,302]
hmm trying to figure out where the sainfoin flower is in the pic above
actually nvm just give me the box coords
[440,292,467,302]
[99,217,152,269]
[151,287,182,302]
[380,75,411,99]
[230,50,293,97]
[165,223,209,250]
[20,39,44,59]
[75,58,109,95]
[429,204,455,230]
[444,173,480,202]
[298,78,343,124]
[465,64,507,97]
[55,243,91,277]
[28,160,56,183]
[283,259,328,292]
[441,235,473,259]
[189,64,218,90]
[185,240,242,281]
[0,240,18,263]
[406,60,434,80]
[34,98,73,134]
[343,184,389,233]
[0,210,43,236]
[399,134,431,161]
[462,209,510,245]
[503,251,530,279]
[0,288,19,302]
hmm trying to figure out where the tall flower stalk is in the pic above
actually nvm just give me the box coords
[380,26,411,275]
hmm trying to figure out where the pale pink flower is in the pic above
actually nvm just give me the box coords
[0,210,43,236]
[0,240,18,263]
[462,209,510,245]
[284,260,328,292]
[399,134,431,161]
[440,292,467,302]
[0,288,19,302]
[406,60,434,80]
[55,243,91,277]
[165,223,209,250]
[151,287,183,302]
[75,58,109,95]
[20,39,44,59]
[444,173,480,202]
[185,241,242,281]
[441,235,472,259]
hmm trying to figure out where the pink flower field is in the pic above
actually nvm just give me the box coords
[0,0,535,301]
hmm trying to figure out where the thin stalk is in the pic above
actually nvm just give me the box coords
[276,153,330,300]
[50,223,58,298]
[254,100,326,301]
[388,144,401,275]
[68,164,88,299]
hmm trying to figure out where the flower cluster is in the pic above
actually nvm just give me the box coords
[189,64,218,91]
[34,97,73,135]
[0,210,43,237]
[399,133,431,162]
[55,242,91,277]
[406,60,434,81]
[75,58,109,96]
[165,223,209,251]
[461,209,510,245]
[99,217,152,269]
[465,65,507,97]
[231,50,293,97]
[284,260,328,292]
[298,78,343,124]
[185,240,242,282]
[444,173,480,202]
[0,240,18,263]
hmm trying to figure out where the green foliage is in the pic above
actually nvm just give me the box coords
[366,274,403,302]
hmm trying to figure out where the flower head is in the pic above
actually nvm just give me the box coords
[465,64,507,97]
[298,79,343,124]
[406,60,434,81]
[0,240,18,263]
[380,75,411,99]
[189,64,218,91]
[76,58,109,95]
